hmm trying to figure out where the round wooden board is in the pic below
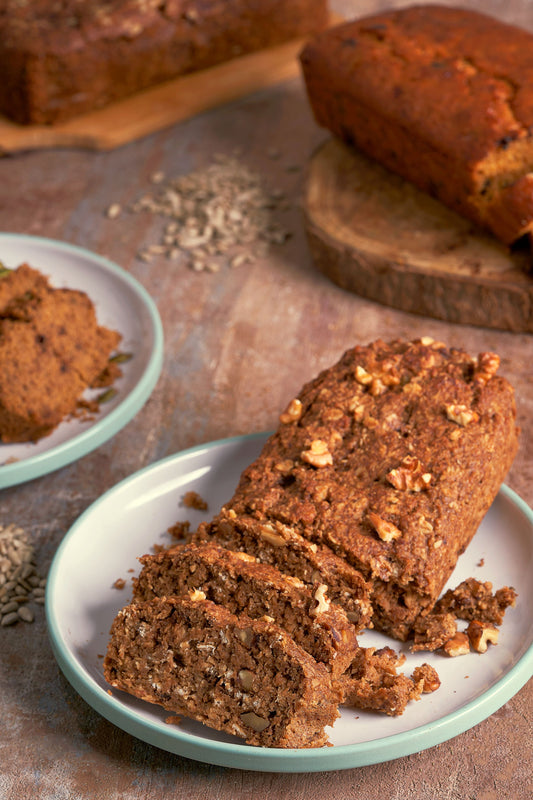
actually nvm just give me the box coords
[303,138,533,332]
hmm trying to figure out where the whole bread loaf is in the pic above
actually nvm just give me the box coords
[299,5,533,246]
[202,338,519,640]
[1,0,329,125]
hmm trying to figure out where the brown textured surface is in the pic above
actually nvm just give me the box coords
[0,0,531,796]
[203,338,519,640]
[0,263,121,441]
[300,4,533,245]
[0,0,328,125]
[104,595,339,748]
[133,542,359,678]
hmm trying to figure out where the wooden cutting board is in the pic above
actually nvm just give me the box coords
[0,30,328,154]
[303,138,533,333]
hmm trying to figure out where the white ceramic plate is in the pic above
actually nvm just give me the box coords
[46,433,533,773]
[0,234,163,487]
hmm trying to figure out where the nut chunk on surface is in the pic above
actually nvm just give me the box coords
[466,620,499,653]
[104,595,340,748]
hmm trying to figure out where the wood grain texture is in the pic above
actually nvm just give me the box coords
[304,139,533,332]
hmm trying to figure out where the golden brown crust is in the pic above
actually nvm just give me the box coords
[300,5,533,244]
[206,338,519,640]
[0,0,329,124]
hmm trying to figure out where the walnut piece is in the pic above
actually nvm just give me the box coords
[387,455,432,492]
[466,620,499,653]
[301,439,333,468]
[473,352,500,384]
[354,365,373,386]
[445,403,479,426]
[442,632,470,657]
[258,523,286,547]
[279,397,302,424]
[367,511,402,542]
[310,584,331,617]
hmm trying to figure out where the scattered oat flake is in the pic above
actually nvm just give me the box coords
[113,578,126,590]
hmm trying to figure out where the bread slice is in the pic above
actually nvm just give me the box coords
[133,541,359,679]
[104,594,340,748]
[195,511,373,633]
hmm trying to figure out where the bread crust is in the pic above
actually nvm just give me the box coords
[300,5,533,244]
[1,0,329,124]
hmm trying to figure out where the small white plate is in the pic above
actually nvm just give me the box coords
[0,234,163,487]
[46,433,533,773]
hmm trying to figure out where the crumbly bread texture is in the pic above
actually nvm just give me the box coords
[104,594,340,748]
[0,263,121,442]
[299,5,533,246]
[339,645,440,716]
[133,542,359,679]
[194,511,373,633]
[433,577,517,625]
[0,0,329,125]
[203,338,518,640]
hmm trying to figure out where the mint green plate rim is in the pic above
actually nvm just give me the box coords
[0,233,164,488]
[45,434,533,773]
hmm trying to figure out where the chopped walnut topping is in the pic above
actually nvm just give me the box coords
[301,439,333,468]
[189,589,206,601]
[411,663,441,693]
[354,365,373,385]
[310,584,331,617]
[350,401,366,422]
[279,397,303,424]
[445,403,479,426]
[473,352,500,384]
[466,620,499,653]
[442,632,470,657]
[367,511,402,542]
[258,524,286,547]
[387,455,432,492]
